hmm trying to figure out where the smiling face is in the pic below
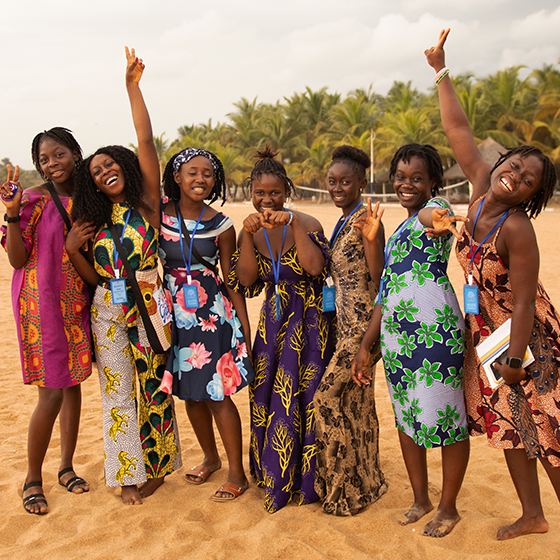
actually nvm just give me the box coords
[327,162,366,215]
[173,155,215,204]
[393,156,435,216]
[252,174,286,213]
[491,154,544,206]
[89,153,126,203]
[38,138,79,186]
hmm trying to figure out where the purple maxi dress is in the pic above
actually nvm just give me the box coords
[228,231,334,513]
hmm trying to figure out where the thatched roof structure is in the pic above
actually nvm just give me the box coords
[443,137,506,180]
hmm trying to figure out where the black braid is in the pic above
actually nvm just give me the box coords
[490,145,557,219]
[72,145,148,230]
[31,127,83,180]
[389,143,443,196]
[329,145,370,179]
[247,143,294,198]
[162,150,227,206]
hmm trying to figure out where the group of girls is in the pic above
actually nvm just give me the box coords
[3,31,560,542]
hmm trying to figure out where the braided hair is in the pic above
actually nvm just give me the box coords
[490,145,557,219]
[389,143,443,196]
[248,144,294,198]
[162,148,226,205]
[72,145,147,230]
[329,145,370,179]
[31,127,83,180]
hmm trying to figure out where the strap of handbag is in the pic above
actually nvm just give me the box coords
[108,219,166,354]
[175,201,220,277]
[46,183,72,232]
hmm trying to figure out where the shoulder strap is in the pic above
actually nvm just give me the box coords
[46,183,72,232]
[108,220,165,354]
[174,201,220,276]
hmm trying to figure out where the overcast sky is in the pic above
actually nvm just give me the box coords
[1,0,559,168]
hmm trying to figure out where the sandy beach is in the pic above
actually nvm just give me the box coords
[1,201,560,560]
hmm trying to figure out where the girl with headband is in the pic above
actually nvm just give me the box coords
[227,144,334,513]
[67,48,182,505]
[159,147,254,502]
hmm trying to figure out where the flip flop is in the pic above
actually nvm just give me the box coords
[23,480,48,515]
[211,482,247,502]
[185,465,213,485]
[58,467,89,493]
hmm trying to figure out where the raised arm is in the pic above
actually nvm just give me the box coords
[125,46,160,225]
[425,29,491,202]
[354,200,386,284]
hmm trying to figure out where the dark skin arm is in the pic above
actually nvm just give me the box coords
[492,213,538,384]
[1,165,29,269]
[354,200,386,284]
[65,220,101,286]
[425,29,491,204]
[351,304,382,386]
[218,225,252,358]
[125,46,161,228]
[419,206,467,239]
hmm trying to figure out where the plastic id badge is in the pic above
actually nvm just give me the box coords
[110,277,128,305]
[183,283,200,309]
[463,284,479,315]
[322,286,336,312]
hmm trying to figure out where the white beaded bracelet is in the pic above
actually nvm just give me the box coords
[287,210,293,225]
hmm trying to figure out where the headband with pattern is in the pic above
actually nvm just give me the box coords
[172,148,220,174]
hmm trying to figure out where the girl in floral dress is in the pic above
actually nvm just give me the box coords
[159,148,254,501]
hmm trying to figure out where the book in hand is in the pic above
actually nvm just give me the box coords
[475,318,534,389]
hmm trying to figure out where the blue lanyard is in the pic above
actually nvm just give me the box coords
[263,225,287,320]
[112,209,131,278]
[376,210,420,305]
[329,201,363,248]
[467,196,507,285]
[177,206,206,285]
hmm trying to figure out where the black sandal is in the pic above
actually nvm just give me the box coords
[58,467,89,493]
[22,480,48,515]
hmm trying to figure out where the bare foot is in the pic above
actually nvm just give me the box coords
[139,477,164,498]
[121,485,143,505]
[423,509,461,537]
[185,461,222,484]
[398,501,434,525]
[22,481,48,515]
[496,515,549,540]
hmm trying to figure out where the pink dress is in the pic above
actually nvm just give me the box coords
[1,190,91,387]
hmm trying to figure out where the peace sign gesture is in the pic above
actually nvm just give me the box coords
[1,164,22,211]
[125,46,145,85]
[424,28,450,72]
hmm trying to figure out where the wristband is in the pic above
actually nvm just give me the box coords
[434,67,450,85]
[287,210,293,225]
[4,213,21,223]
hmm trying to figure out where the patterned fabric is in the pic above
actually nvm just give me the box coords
[158,206,254,401]
[172,148,221,174]
[456,208,560,466]
[1,190,91,388]
[92,203,182,484]
[92,287,182,485]
[380,198,468,448]
[228,232,335,513]
[314,206,387,516]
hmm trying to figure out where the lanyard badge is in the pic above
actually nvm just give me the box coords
[263,224,287,320]
[110,210,131,305]
[177,206,206,310]
[464,197,507,315]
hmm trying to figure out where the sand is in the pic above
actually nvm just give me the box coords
[1,201,560,560]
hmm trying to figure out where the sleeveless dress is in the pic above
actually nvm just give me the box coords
[380,197,468,448]
[456,205,560,466]
[313,206,387,516]
[1,190,91,387]
[158,205,254,401]
[228,232,335,513]
[92,203,182,486]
